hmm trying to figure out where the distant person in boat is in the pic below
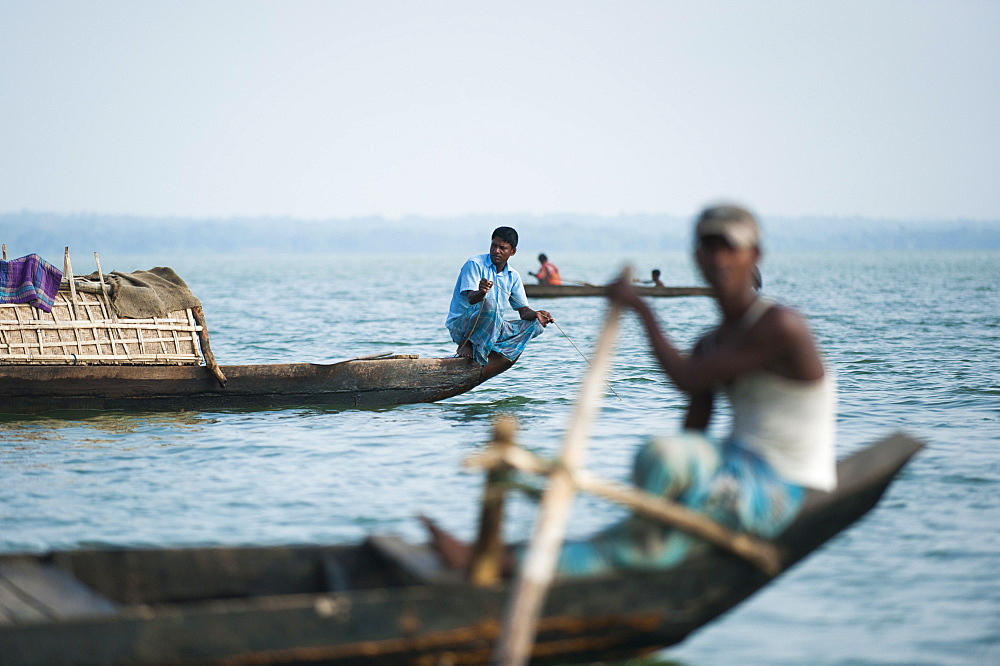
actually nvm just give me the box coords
[633,269,663,287]
[424,204,835,576]
[529,253,562,286]
[446,227,554,366]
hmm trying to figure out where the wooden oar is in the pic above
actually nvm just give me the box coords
[491,272,625,666]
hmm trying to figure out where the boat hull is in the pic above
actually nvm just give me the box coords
[525,284,712,298]
[0,433,922,664]
[0,356,511,414]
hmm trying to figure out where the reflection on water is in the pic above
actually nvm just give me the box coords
[0,410,214,439]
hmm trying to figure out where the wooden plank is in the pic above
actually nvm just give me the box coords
[0,560,117,622]
[0,577,48,624]
[365,535,459,585]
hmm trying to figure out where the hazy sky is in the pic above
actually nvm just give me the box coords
[1,1,997,221]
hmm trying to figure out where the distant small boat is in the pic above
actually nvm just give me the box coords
[0,354,512,414]
[525,284,712,298]
[0,432,921,665]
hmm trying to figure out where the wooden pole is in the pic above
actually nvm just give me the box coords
[93,252,126,360]
[468,415,517,586]
[64,247,79,320]
[492,282,624,666]
[2,244,7,261]
[92,253,117,321]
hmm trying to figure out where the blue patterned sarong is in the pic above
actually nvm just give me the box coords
[447,291,543,365]
[534,431,805,576]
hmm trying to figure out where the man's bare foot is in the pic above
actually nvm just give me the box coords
[456,342,475,359]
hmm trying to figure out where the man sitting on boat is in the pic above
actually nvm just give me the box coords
[554,203,837,572]
[425,204,836,575]
[446,227,554,366]
[529,253,562,285]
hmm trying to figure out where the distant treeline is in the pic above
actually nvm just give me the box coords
[2,211,998,259]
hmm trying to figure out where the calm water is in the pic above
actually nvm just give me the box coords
[2,249,998,665]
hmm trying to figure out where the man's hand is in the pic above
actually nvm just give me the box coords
[535,309,554,326]
[467,277,494,305]
[608,275,643,310]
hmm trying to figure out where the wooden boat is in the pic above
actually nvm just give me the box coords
[525,283,712,298]
[0,353,513,414]
[0,432,922,665]
[0,252,514,414]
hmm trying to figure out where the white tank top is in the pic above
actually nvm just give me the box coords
[720,300,838,491]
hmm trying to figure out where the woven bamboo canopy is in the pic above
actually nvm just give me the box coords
[0,246,225,385]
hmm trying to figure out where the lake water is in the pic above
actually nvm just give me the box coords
[1,248,998,665]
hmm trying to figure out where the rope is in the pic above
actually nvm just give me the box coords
[489,276,625,402]
[551,319,624,402]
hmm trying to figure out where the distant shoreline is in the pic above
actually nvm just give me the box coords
[2,211,998,257]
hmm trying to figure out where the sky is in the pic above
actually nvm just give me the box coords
[1,1,998,222]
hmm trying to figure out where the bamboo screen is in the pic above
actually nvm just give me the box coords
[0,287,203,365]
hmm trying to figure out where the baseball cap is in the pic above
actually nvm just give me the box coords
[694,204,760,249]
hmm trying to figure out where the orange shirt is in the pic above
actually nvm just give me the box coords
[536,261,561,285]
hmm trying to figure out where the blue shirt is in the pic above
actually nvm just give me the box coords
[446,254,529,330]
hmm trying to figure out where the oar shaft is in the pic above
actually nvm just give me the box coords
[492,298,623,666]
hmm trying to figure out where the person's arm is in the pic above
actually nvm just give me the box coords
[467,277,493,304]
[456,259,491,305]
[517,306,553,326]
[683,337,715,430]
[631,297,796,393]
[609,278,816,394]
[684,389,714,431]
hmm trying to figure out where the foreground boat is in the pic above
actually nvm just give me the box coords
[0,353,513,414]
[525,284,712,298]
[0,432,921,665]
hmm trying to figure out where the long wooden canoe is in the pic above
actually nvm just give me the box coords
[0,432,922,665]
[525,284,712,298]
[0,354,513,414]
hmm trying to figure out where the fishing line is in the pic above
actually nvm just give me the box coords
[548,318,624,401]
[498,280,625,402]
